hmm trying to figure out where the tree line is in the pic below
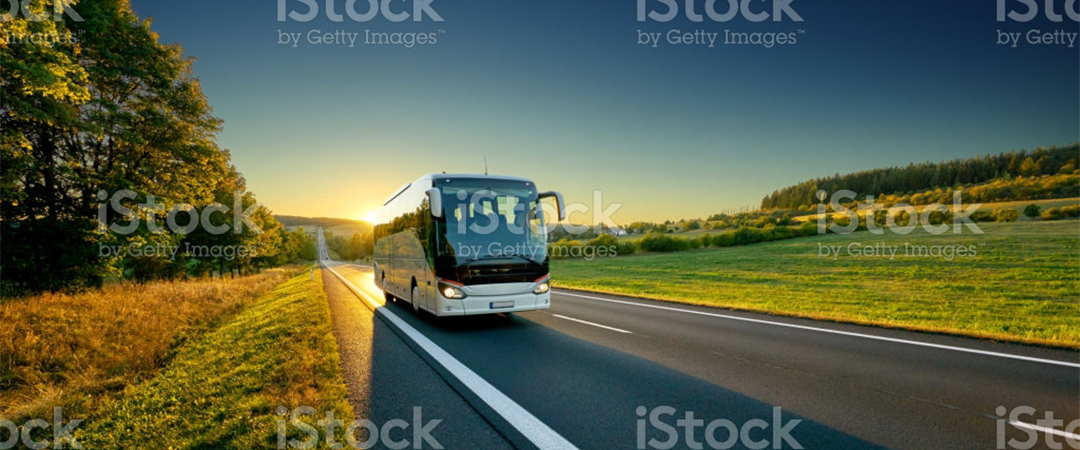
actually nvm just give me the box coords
[761,144,1079,210]
[1,0,313,295]
[323,230,374,261]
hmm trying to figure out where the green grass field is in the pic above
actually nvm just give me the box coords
[72,269,353,449]
[552,220,1080,348]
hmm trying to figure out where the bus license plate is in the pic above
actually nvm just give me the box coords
[490,301,514,309]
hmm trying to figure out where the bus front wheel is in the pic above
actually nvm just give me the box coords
[411,286,421,313]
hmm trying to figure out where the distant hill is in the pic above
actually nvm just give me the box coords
[274,216,371,237]
[761,143,1079,210]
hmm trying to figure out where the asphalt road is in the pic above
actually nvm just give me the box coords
[320,265,512,449]
[317,231,1079,450]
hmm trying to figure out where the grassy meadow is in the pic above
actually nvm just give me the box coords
[1,270,293,423]
[72,269,352,449]
[552,220,1080,348]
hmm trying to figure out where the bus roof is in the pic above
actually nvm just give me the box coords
[424,173,535,184]
[384,174,537,206]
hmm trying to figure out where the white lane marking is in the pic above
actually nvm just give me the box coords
[551,314,633,334]
[324,265,580,450]
[1011,419,1080,441]
[554,291,1080,369]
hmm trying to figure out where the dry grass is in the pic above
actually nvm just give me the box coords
[73,268,353,449]
[0,269,295,422]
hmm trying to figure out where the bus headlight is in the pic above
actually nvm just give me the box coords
[438,281,466,299]
[533,282,549,294]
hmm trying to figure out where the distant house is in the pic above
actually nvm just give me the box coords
[600,225,628,236]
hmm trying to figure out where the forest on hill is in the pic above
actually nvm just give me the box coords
[275,215,371,231]
[761,144,1079,210]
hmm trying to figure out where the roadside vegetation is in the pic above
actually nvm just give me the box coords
[279,216,374,262]
[71,269,353,449]
[550,145,1077,259]
[1,0,316,296]
[0,269,295,423]
[550,198,1080,259]
[551,220,1080,348]
[324,230,375,262]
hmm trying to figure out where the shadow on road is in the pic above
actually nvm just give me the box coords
[335,272,891,450]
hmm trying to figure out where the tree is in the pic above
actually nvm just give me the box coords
[1,0,297,292]
[759,145,1078,210]
[1,0,99,292]
[1023,204,1041,218]
[1019,157,1041,177]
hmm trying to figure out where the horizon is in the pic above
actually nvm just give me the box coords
[129,0,1079,223]
[275,143,1079,226]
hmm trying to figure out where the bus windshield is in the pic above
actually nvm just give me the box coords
[437,180,547,266]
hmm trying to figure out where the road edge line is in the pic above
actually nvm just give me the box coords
[322,263,580,450]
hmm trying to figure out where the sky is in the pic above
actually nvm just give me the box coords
[129,0,1078,224]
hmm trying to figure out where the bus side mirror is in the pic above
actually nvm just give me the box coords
[539,191,565,222]
[427,188,443,218]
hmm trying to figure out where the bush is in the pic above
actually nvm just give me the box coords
[1023,204,1041,218]
[751,216,774,228]
[767,225,794,240]
[1042,205,1080,220]
[970,211,993,222]
[636,233,691,252]
[685,220,701,231]
[614,239,637,256]
[888,210,912,227]
[925,209,948,225]
[733,227,766,245]
[712,231,736,247]
[585,234,636,257]
[992,208,1020,222]
[792,221,818,237]
[548,239,583,259]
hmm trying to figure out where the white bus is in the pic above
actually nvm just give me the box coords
[373,174,565,316]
